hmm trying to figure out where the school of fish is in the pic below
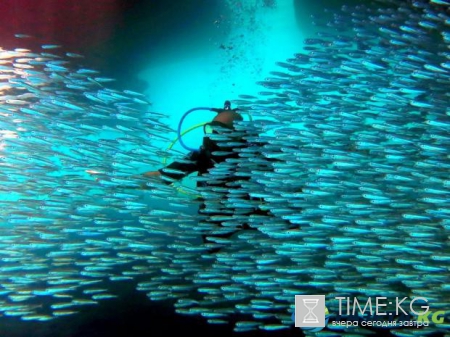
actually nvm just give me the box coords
[0,0,449,336]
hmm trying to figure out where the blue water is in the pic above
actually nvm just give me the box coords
[0,0,448,336]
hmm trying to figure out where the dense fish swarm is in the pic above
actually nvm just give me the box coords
[150,0,450,336]
[0,0,449,336]
[0,41,198,321]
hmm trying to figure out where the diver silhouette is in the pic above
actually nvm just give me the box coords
[144,101,269,251]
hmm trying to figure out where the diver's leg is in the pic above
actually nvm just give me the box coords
[198,202,240,253]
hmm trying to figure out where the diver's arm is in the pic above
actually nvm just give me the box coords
[88,152,198,188]
[149,151,201,183]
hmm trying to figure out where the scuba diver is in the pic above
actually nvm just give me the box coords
[144,101,268,250]
[143,100,243,181]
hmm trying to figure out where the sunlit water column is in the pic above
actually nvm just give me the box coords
[139,0,306,160]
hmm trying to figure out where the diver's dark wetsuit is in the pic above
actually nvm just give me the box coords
[158,127,267,245]
[158,147,223,185]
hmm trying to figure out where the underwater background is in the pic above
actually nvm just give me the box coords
[0,0,449,336]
